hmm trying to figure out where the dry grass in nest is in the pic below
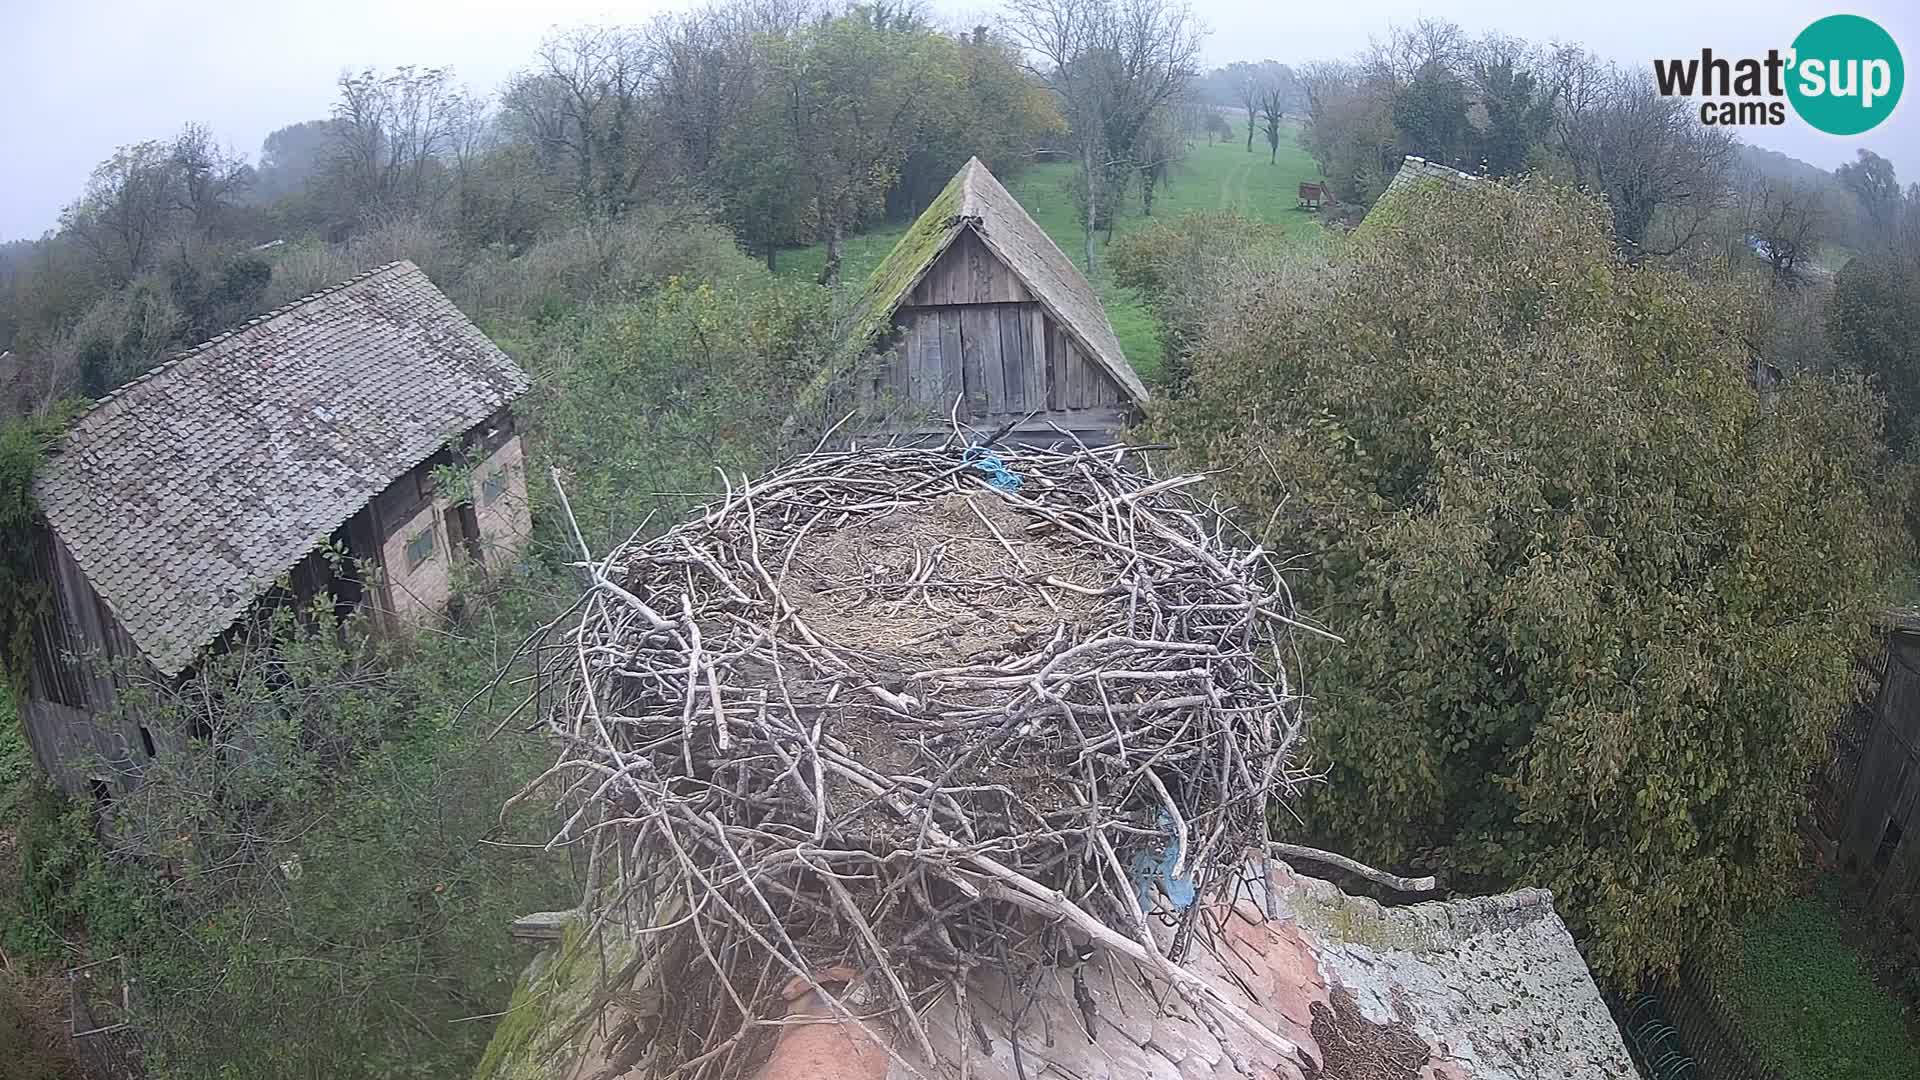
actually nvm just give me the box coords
[519,438,1331,1078]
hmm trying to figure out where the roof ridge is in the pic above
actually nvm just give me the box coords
[63,260,413,434]
[956,156,990,220]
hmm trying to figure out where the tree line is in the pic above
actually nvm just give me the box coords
[0,0,1243,415]
[1288,17,1920,278]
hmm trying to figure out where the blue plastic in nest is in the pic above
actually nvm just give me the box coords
[1130,811,1197,912]
[962,446,1023,493]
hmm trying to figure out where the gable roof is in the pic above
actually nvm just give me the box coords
[856,157,1148,404]
[1382,154,1482,199]
[34,261,529,677]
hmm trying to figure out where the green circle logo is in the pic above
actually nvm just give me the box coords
[1788,15,1903,135]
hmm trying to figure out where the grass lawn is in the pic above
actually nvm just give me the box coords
[1705,878,1919,1080]
[778,124,1325,381]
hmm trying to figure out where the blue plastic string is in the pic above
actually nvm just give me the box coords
[962,446,1023,492]
[1129,811,1197,912]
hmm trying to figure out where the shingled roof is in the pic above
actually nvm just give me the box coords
[34,261,529,677]
[855,157,1147,403]
[1382,155,1483,198]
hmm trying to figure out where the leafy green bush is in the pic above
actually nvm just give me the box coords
[1153,177,1909,982]
[1108,210,1315,390]
[524,274,855,553]
[1702,880,1920,1079]
[1,412,74,696]
[457,205,760,323]
[1830,255,1920,459]
[37,589,579,1080]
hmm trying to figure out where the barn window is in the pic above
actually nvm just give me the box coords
[480,468,509,506]
[405,527,437,569]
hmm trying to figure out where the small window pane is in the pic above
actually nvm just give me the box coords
[481,468,509,506]
[405,528,436,569]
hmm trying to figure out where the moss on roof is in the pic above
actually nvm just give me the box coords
[852,167,968,343]
[470,917,643,1080]
[1352,156,1485,241]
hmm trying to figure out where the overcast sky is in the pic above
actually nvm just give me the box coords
[3,0,1917,242]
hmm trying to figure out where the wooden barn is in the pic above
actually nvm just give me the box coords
[1834,612,1920,929]
[20,261,533,797]
[849,157,1147,446]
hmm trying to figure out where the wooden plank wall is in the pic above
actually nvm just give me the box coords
[871,227,1132,435]
[20,527,161,796]
[908,231,1034,306]
[892,303,1127,419]
[1840,629,1920,927]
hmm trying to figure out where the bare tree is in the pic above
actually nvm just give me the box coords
[647,1,812,181]
[330,66,467,221]
[1004,0,1204,272]
[1257,74,1288,164]
[501,28,653,219]
[1553,52,1735,258]
[1748,178,1826,282]
[1233,62,1260,153]
[169,124,250,242]
[1366,18,1468,87]
[61,141,179,283]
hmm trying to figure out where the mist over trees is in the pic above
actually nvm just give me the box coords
[1003,0,1204,271]
[10,4,1920,1076]
[0,0,1075,395]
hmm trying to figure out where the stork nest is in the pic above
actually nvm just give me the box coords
[529,441,1318,1078]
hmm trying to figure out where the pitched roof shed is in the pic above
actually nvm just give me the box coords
[856,157,1148,407]
[33,261,529,676]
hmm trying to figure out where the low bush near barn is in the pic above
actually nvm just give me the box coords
[0,255,850,1080]
[1151,177,1911,982]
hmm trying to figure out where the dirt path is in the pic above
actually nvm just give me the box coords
[1216,156,1254,215]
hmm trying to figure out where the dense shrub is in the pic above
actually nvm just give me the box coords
[1830,255,1920,459]
[458,205,758,322]
[1108,210,1314,390]
[53,591,578,1080]
[1153,177,1908,981]
[260,216,459,309]
[523,274,856,552]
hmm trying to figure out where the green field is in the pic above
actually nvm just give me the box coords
[781,125,1325,380]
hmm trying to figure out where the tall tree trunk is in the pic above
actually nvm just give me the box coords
[819,206,843,287]
[1246,112,1255,153]
[1080,141,1098,275]
[766,242,777,272]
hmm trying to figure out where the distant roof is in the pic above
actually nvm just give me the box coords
[508,862,1635,1080]
[34,261,529,676]
[855,157,1147,404]
[1382,155,1483,199]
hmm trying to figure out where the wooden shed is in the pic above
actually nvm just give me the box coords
[849,158,1147,446]
[1837,613,1920,928]
[20,262,534,798]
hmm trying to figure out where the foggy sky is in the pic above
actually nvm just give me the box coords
[4,0,1918,242]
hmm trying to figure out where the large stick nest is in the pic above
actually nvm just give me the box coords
[532,441,1318,1078]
